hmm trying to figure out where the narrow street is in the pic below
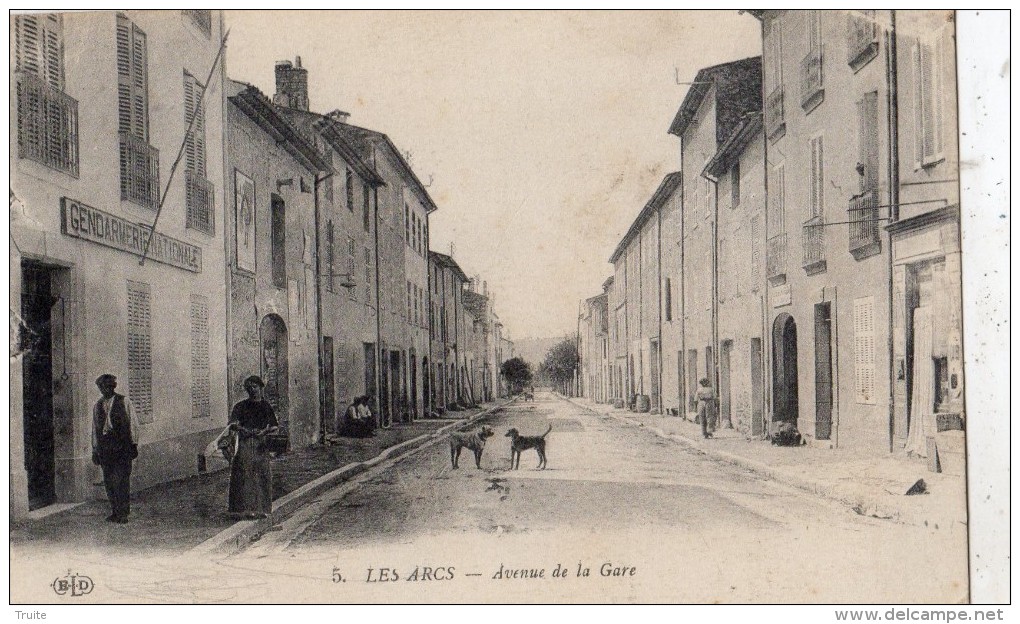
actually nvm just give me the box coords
[216,391,967,603]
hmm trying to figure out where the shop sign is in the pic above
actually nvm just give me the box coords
[61,197,202,272]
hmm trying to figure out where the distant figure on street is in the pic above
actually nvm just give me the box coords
[696,377,717,440]
[338,396,376,438]
[92,374,140,524]
[228,375,279,519]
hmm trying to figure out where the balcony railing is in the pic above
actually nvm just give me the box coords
[802,216,826,274]
[766,233,787,282]
[16,71,79,177]
[120,132,160,209]
[800,45,825,111]
[765,85,785,141]
[849,188,881,258]
[186,169,215,234]
[847,11,879,71]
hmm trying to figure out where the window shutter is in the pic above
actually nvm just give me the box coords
[934,27,949,158]
[862,91,879,190]
[327,220,335,293]
[664,278,672,321]
[16,15,43,77]
[853,296,876,404]
[117,16,149,140]
[920,39,935,162]
[184,74,197,173]
[364,247,372,303]
[127,281,153,423]
[809,136,823,217]
[750,214,762,288]
[345,169,354,212]
[190,294,210,419]
[912,41,924,168]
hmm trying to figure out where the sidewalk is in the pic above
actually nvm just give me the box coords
[565,396,967,531]
[9,402,508,555]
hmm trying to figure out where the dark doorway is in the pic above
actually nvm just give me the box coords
[750,338,764,436]
[364,342,377,412]
[772,314,799,425]
[720,339,733,428]
[260,314,289,426]
[409,349,418,421]
[322,336,335,438]
[650,340,660,412]
[686,349,698,411]
[421,356,430,416]
[379,350,390,427]
[814,303,834,440]
[390,350,401,425]
[21,262,57,510]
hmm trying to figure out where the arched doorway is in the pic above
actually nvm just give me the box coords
[260,314,289,427]
[771,313,799,426]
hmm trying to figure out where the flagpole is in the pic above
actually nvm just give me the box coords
[140,28,230,265]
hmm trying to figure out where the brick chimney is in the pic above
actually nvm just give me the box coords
[274,56,309,111]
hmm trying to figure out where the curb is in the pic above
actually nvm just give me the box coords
[565,397,958,529]
[186,400,512,558]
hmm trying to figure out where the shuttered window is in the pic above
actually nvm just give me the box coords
[117,14,149,140]
[809,135,824,217]
[362,184,371,231]
[853,296,877,404]
[750,214,763,289]
[190,294,210,419]
[345,237,356,301]
[127,281,153,423]
[364,247,372,303]
[15,14,79,177]
[271,196,286,288]
[118,15,159,208]
[326,220,335,293]
[407,281,413,320]
[913,27,949,167]
[857,92,880,192]
[183,72,206,176]
[184,71,214,233]
[16,14,64,90]
[807,10,822,52]
[730,163,741,208]
[765,18,783,91]
[769,164,785,234]
[664,278,672,322]
[345,169,355,212]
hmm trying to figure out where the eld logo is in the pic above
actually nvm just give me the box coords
[51,570,94,597]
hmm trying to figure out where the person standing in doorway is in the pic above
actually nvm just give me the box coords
[228,375,278,519]
[92,374,140,524]
[696,377,717,440]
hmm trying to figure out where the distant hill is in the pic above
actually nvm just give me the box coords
[512,335,572,370]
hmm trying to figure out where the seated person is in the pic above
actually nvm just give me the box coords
[338,396,376,438]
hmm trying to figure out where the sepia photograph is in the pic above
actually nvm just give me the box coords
[7,8,1009,609]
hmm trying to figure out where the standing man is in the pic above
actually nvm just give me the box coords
[92,374,140,523]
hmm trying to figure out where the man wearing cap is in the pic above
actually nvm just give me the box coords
[92,374,140,524]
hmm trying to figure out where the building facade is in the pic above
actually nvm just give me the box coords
[428,251,469,413]
[704,113,768,436]
[11,11,229,516]
[888,11,964,454]
[756,11,892,451]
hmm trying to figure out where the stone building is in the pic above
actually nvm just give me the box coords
[669,56,762,422]
[703,112,767,435]
[579,289,610,404]
[11,11,229,516]
[888,11,964,458]
[608,172,683,413]
[428,251,469,412]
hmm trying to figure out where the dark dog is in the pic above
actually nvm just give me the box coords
[770,421,803,446]
[449,425,494,469]
[523,391,534,401]
[505,424,552,469]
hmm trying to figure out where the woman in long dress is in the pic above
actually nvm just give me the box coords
[696,377,717,439]
[228,375,278,518]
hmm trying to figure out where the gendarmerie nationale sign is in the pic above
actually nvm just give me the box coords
[61,197,202,272]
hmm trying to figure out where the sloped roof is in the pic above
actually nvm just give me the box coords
[429,250,469,282]
[668,56,762,139]
[703,112,763,178]
[609,172,683,264]
[228,80,333,173]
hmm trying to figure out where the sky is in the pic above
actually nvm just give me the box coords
[224,10,762,340]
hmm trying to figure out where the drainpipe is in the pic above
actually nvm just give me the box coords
[885,10,901,453]
[218,12,234,414]
[372,150,383,429]
[314,170,333,444]
[656,207,663,414]
[703,171,722,421]
[757,12,772,432]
